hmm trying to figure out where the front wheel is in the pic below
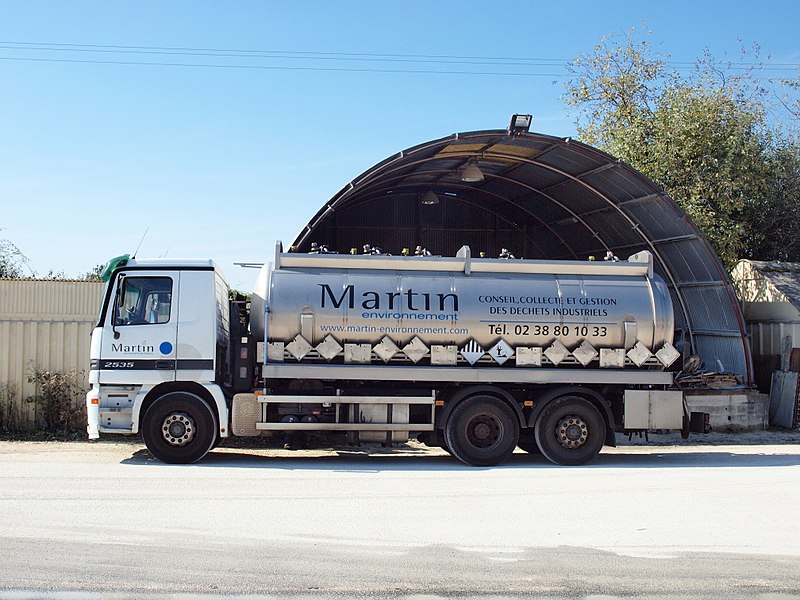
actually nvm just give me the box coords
[534,396,605,466]
[444,396,519,466]
[142,392,218,464]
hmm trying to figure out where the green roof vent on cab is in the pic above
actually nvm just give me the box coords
[99,254,130,283]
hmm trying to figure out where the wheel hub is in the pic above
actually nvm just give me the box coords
[556,415,588,449]
[161,412,196,447]
[467,414,501,448]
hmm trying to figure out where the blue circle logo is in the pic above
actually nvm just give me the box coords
[159,341,173,355]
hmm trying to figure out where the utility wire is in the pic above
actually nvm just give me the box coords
[0,44,571,68]
[1,41,798,69]
[0,40,796,76]
[0,55,565,77]
[0,41,583,63]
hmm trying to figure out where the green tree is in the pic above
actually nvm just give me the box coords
[747,135,800,261]
[78,264,105,281]
[563,29,800,267]
[0,236,30,278]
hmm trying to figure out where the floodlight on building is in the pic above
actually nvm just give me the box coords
[508,113,532,135]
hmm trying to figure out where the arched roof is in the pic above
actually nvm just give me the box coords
[293,128,751,380]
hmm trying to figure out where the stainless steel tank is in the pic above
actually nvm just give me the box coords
[251,248,674,354]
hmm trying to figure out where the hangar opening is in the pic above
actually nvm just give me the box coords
[292,118,751,381]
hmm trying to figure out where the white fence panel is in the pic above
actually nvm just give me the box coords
[0,279,104,430]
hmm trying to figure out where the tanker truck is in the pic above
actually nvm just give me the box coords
[86,242,708,466]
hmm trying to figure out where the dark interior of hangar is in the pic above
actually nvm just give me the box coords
[297,189,582,260]
[291,121,752,380]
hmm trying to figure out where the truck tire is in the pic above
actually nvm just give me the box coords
[534,396,605,466]
[517,430,541,454]
[142,392,218,464]
[444,396,519,466]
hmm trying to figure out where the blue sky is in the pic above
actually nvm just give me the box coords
[1,1,798,289]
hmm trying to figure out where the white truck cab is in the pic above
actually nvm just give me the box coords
[86,255,233,462]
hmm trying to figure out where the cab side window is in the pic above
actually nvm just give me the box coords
[115,277,173,326]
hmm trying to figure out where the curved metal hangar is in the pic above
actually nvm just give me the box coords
[292,116,751,381]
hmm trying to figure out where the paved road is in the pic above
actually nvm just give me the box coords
[1,439,800,599]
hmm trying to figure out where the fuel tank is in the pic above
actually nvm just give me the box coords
[251,246,675,366]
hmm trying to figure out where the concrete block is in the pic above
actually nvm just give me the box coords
[684,390,769,432]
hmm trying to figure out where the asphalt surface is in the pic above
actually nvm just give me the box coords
[1,436,800,599]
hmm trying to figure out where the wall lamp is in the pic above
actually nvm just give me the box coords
[421,191,440,205]
[461,158,484,182]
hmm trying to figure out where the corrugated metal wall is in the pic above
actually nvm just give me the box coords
[729,260,800,391]
[0,279,104,430]
[749,322,800,357]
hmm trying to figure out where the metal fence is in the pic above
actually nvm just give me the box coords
[0,279,104,430]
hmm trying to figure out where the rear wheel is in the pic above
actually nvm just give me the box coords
[534,396,605,466]
[142,392,217,464]
[441,437,452,455]
[444,396,519,466]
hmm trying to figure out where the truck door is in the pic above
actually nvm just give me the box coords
[98,272,178,385]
